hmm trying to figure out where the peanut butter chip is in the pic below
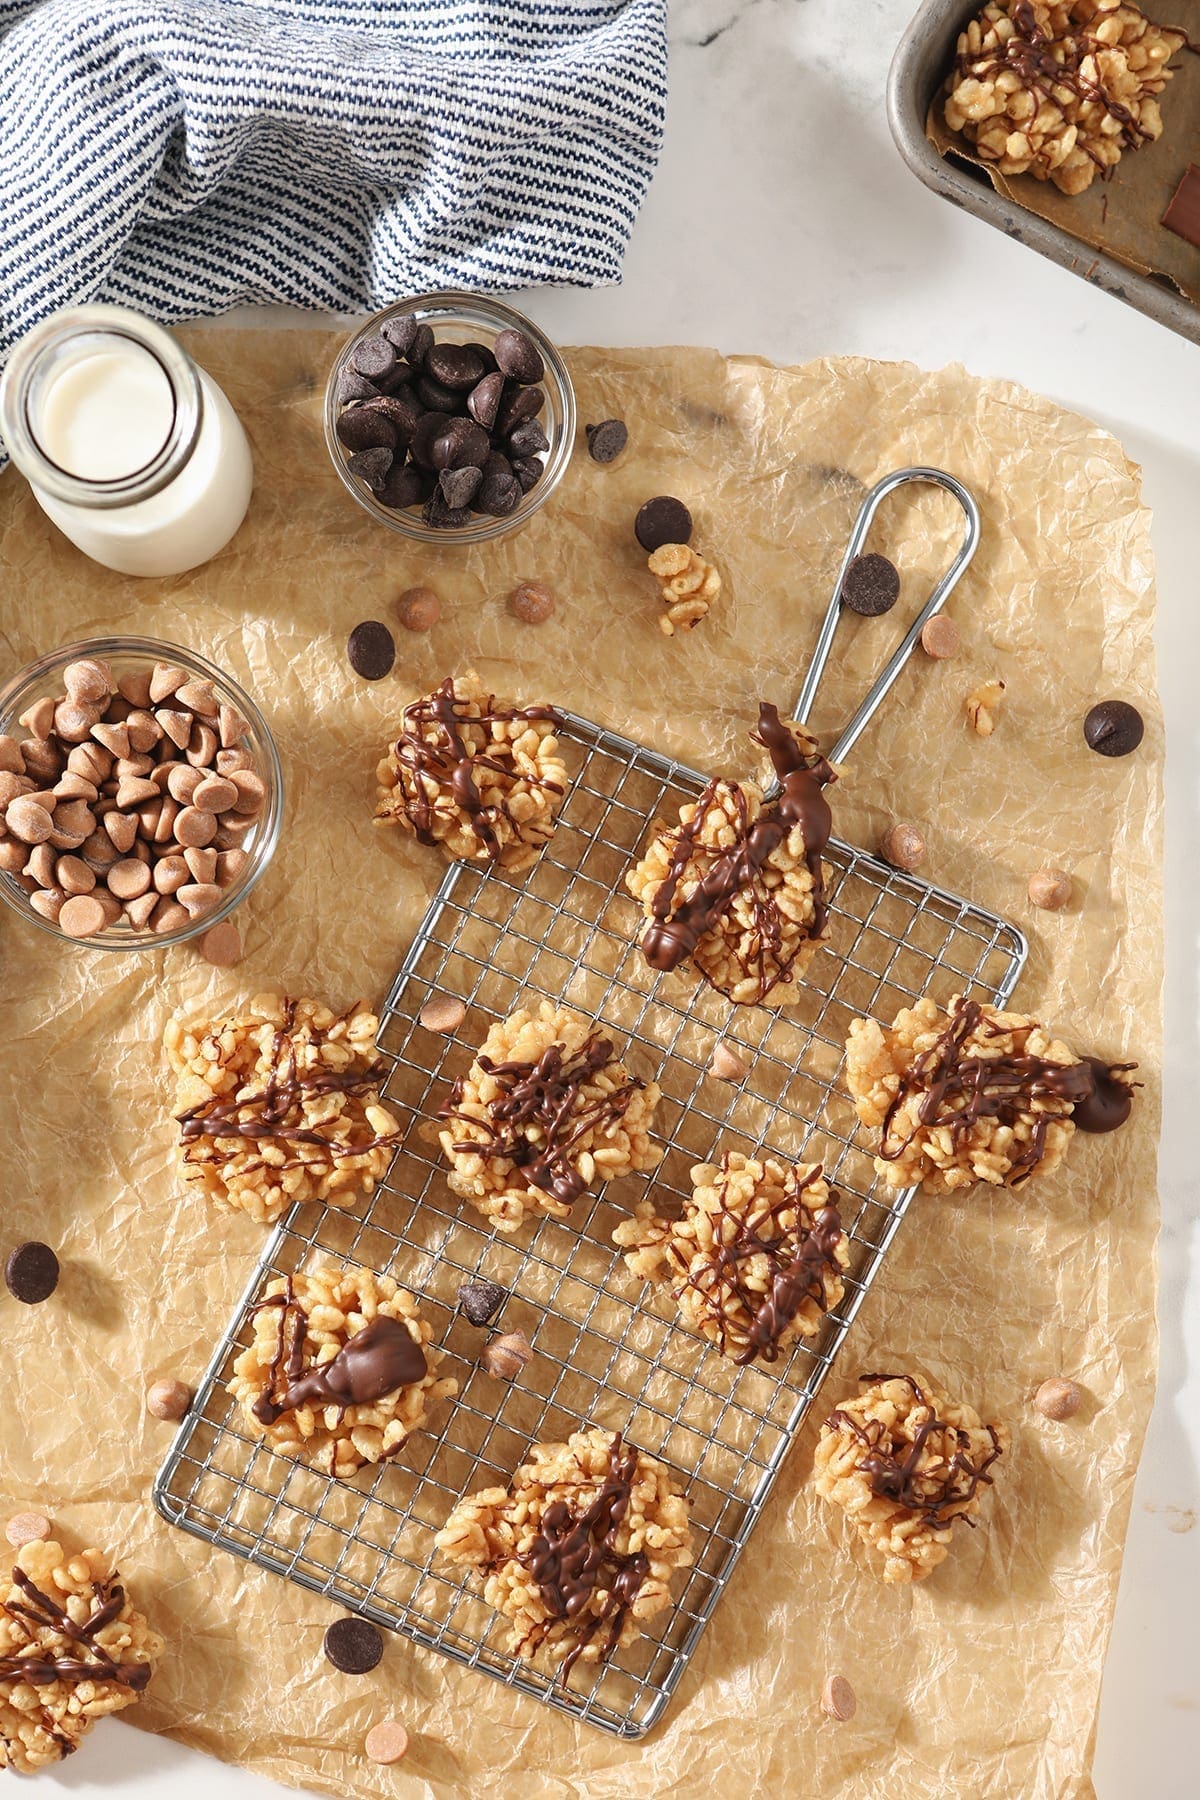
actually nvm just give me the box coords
[191,775,239,814]
[107,858,152,900]
[364,1720,409,1765]
[175,806,218,848]
[919,615,961,659]
[58,893,107,937]
[5,1512,52,1548]
[397,585,441,631]
[880,822,927,872]
[820,1674,857,1721]
[419,994,466,1033]
[200,920,242,967]
[146,1378,192,1421]
[709,1042,748,1083]
[6,795,54,844]
[1034,1378,1082,1420]
[1028,868,1073,910]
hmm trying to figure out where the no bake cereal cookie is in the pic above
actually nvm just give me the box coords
[626,703,836,1005]
[435,1428,692,1678]
[228,1262,456,1477]
[944,0,1186,196]
[0,1538,161,1772]
[845,994,1134,1193]
[813,1373,1007,1583]
[165,995,402,1225]
[374,671,567,873]
[613,1153,848,1366]
[436,1000,662,1231]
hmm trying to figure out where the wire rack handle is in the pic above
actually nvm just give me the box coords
[793,465,981,764]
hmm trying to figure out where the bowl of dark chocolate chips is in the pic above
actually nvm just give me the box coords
[324,292,576,544]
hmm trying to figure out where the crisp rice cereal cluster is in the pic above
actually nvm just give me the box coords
[626,720,831,1006]
[435,1428,693,1676]
[374,670,567,873]
[614,1153,849,1366]
[944,0,1185,195]
[228,1261,456,1477]
[845,994,1086,1192]
[0,1539,161,1772]
[437,1000,662,1231]
[648,543,722,636]
[813,1374,1008,1583]
[165,994,401,1225]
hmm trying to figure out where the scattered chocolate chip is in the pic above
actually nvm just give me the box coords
[635,496,693,553]
[351,336,397,383]
[841,553,900,617]
[419,993,465,1031]
[425,343,486,392]
[1083,700,1144,758]
[879,822,926,871]
[336,369,378,406]
[508,418,549,458]
[324,1616,384,1674]
[481,1329,534,1380]
[1034,1377,1082,1420]
[920,614,961,659]
[467,370,505,430]
[416,372,464,414]
[440,465,483,510]
[586,419,628,463]
[397,586,441,632]
[820,1674,857,1721]
[346,447,394,493]
[5,1241,59,1304]
[336,408,397,453]
[347,621,396,681]
[146,1378,192,1421]
[381,315,419,357]
[1027,867,1072,910]
[709,1042,748,1083]
[493,327,544,385]
[510,581,556,624]
[457,1277,507,1327]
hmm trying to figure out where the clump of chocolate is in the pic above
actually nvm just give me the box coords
[333,317,553,529]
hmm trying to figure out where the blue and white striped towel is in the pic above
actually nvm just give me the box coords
[0,0,666,449]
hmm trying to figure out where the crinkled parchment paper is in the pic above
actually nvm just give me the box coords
[928,0,1200,306]
[0,330,1160,1800]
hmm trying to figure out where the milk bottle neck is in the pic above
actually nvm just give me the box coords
[0,305,204,511]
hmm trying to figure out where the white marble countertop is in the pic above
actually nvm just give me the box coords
[36,1,1197,1794]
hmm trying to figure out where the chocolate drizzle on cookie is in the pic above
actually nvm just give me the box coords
[517,1432,650,1680]
[249,1282,426,1426]
[880,996,1135,1183]
[0,1569,152,1694]
[828,1374,1002,1530]
[641,701,835,1002]
[441,1032,643,1206]
[674,1162,845,1365]
[392,677,563,860]
[175,999,401,1169]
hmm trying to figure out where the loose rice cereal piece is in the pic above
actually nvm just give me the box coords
[374,671,566,873]
[436,999,661,1232]
[227,1261,456,1477]
[813,1373,1007,1583]
[435,1427,692,1678]
[0,1538,161,1771]
[614,1153,848,1366]
[844,993,1134,1193]
[164,994,403,1224]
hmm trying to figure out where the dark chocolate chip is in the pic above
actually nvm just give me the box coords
[841,553,900,617]
[496,383,545,436]
[464,340,499,375]
[585,419,627,464]
[323,1617,384,1674]
[457,1278,507,1327]
[408,323,435,368]
[439,464,483,510]
[363,394,423,446]
[511,456,543,494]
[381,315,419,357]
[375,364,416,397]
[346,447,394,493]
[336,407,397,453]
[410,412,445,471]
[493,327,545,385]
[467,370,505,431]
[336,369,378,406]
[347,621,396,681]
[635,496,693,553]
[5,1241,59,1305]
[446,420,491,470]
[415,373,465,415]
[351,335,397,383]
[1083,699,1144,758]
[507,418,549,458]
[482,450,513,481]
[425,343,486,392]
[477,472,521,516]
[378,463,429,510]
[422,493,474,530]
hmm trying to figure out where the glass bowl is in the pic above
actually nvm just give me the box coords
[0,635,283,950]
[323,290,576,546]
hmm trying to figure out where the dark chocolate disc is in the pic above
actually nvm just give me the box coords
[634,496,693,553]
[350,336,397,383]
[347,621,396,681]
[323,1617,384,1674]
[335,408,397,454]
[841,553,900,617]
[425,343,486,393]
[1083,700,1144,758]
[493,327,544,385]
[5,1241,59,1304]
[381,314,419,357]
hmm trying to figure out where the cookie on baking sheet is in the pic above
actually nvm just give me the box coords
[0,1538,161,1772]
[435,1427,692,1679]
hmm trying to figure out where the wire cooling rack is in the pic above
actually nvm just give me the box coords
[155,468,1028,1740]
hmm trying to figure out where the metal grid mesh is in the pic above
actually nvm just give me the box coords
[154,710,1026,1739]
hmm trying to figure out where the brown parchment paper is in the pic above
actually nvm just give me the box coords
[927,0,1200,305]
[0,330,1161,1800]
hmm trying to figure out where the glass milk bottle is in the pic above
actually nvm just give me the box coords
[0,305,253,577]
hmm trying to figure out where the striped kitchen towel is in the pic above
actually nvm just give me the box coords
[0,0,666,444]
